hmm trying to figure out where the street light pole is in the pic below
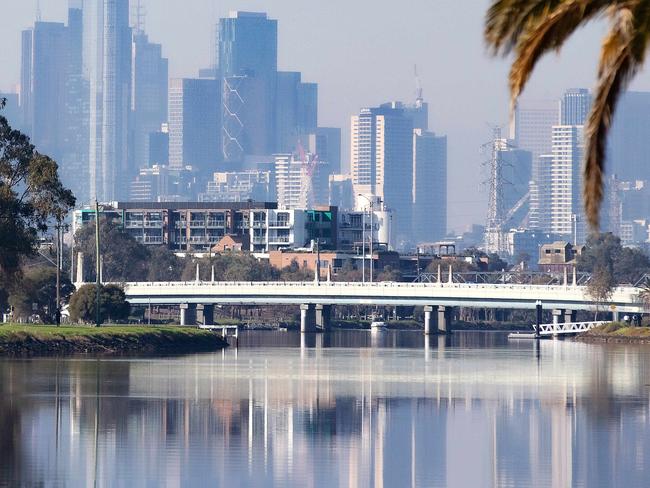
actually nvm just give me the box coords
[95,200,101,328]
[369,201,374,283]
[361,210,366,283]
[55,221,61,326]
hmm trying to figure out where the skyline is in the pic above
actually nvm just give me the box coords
[5,1,650,230]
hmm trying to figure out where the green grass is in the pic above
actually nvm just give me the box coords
[0,324,214,339]
[0,324,226,355]
[586,322,650,338]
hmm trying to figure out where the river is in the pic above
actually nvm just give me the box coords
[0,330,648,487]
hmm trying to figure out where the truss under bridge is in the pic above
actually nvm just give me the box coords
[534,321,609,336]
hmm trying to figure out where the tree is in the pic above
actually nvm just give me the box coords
[0,109,75,281]
[7,266,74,322]
[279,259,313,282]
[377,265,402,282]
[75,219,149,282]
[485,1,650,229]
[181,253,279,282]
[638,280,650,312]
[578,232,650,284]
[147,247,184,281]
[334,260,363,282]
[586,266,616,319]
[68,284,130,324]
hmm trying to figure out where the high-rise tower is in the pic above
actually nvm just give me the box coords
[351,103,414,248]
[83,0,132,201]
[560,88,591,125]
[217,11,277,162]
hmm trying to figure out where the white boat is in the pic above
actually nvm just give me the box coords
[508,332,537,339]
[370,321,387,331]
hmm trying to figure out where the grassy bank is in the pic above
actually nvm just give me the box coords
[0,325,228,355]
[577,322,650,344]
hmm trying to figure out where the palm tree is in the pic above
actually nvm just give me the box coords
[485,0,650,229]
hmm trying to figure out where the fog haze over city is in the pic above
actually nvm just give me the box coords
[6,0,650,230]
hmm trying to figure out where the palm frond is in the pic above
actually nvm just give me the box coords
[486,0,564,53]
[584,3,650,229]
[507,1,611,113]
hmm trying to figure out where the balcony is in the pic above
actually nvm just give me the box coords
[268,221,291,228]
[144,220,163,228]
[251,236,266,244]
[206,220,226,228]
[125,220,143,228]
[251,221,266,228]
[189,220,205,228]
[269,236,291,243]
[143,235,164,244]
[175,221,187,229]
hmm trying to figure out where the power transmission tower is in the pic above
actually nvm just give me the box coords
[482,126,513,255]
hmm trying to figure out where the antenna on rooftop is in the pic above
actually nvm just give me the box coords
[132,0,146,34]
[35,0,42,22]
[414,64,423,107]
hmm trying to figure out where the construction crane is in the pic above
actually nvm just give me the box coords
[296,140,319,208]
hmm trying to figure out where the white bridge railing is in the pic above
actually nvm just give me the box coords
[533,321,608,336]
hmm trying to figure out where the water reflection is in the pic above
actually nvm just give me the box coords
[0,332,649,487]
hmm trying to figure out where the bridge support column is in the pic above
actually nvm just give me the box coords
[612,310,620,322]
[197,304,214,326]
[315,304,331,331]
[300,304,317,333]
[180,303,197,326]
[552,309,564,325]
[424,306,436,335]
[564,310,576,324]
[437,306,451,334]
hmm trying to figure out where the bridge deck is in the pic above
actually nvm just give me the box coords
[120,281,644,313]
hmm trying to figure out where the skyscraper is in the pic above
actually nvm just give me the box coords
[351,103,414,247]
[549,125,585,242]
[132,32,168,171]
[512,99,558,162]
[412,129,447,242]
[83,0,132,201]
[222,74,268,161]
[529,154,553,231]
[275,153,329,209]
[168,78,220,173]
[560,88,591,125]
[608,91,650,181]
[217,11,278,162]
[275,71,318,152]
[21,21,68,160]
[61,7,89,204]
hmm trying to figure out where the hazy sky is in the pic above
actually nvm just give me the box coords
[4,0,650,231]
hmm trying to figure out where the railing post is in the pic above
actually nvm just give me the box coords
[535,300,542,339]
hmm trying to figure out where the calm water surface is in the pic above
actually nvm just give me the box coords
[1,330,649,487]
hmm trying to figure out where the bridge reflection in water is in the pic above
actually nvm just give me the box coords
[0,331,649,487]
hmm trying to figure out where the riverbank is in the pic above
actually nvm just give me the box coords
[576,323,650,344]
[0,325,228,356]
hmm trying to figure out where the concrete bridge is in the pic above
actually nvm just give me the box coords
[121,280,644,333]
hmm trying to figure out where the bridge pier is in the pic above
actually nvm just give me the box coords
[180,303,197,326]
[437,306,451,334]
[197,304,214,326]
[424,306,436,335]
[300,304,317,333]
[564,309,576,324]
[315,304,331,331]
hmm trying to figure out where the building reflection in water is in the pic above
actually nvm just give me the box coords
[0,332,649,487]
